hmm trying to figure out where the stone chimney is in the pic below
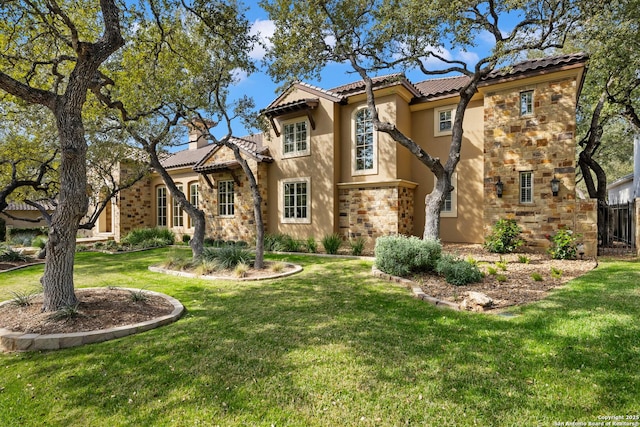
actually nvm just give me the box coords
[186,119,213,150]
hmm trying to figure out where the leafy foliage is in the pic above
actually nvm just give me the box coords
[349,237,366,256]
[121,228,175,247]
[547,228,579,260]
[435,254,483,286]
[0,247,29,262]
[374,235,442,277]
[484,219,524,254]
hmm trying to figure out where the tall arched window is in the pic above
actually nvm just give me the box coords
[354,108,375,174]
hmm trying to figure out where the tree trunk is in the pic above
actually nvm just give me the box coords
[423,174,449,240]
[41,104,88,311]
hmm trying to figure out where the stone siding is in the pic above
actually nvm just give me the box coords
[200,162,268,243]
[338,184,414,240]
[483,76,582,250]
[574,199,598,257]
[114,164,153,241]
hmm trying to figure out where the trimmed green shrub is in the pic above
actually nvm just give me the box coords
[374,235,442,277]
[182,234,191,244]
[435,254,483,286]
[32,235,47,249]
[121,227,175,247]
[264,233,287,252]
[321,233,343,255]
[484,219,524,254]
[202,246,254,269]
[547,228,579,260]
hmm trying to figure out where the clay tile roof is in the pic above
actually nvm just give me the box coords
[329,73,422,98]
[192,134,273,173]
[483,52,588,82]
[413,75,471,100]
[161,143,216,170]
[5,201,56,211]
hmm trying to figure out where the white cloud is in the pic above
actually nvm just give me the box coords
[249,19,275,60]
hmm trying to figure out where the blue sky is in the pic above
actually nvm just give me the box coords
[211,0,501,140]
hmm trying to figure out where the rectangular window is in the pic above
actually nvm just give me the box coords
[189,183,199,209]
[434,105,455,136]
[156,186,167,227]
[520,171,533,203]
[441,191,452,212]
[439,172,457,217]
[282,119,309,157]
[218,181,234,216]
[520,91,534,116]
[354,108,375,172]
[283,180,309,221]
[173,185,184,227]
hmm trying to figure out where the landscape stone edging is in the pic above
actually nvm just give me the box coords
[371,266,460,311]
[0,261,45,274]
[148,262,303,281]
[0,287,184,352]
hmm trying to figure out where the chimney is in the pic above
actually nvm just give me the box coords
[186,119,213,150]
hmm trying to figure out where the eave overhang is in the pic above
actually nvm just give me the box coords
[261,98,320,136]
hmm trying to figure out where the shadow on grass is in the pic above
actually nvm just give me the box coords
[1,253,638,425]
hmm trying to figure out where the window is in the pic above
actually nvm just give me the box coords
[282,119,309,157]
[520,91,534,116]
[434,105,455,136]
[520,171,533,203]
[189,182,199,208]
[173,185,184,227]
[354,108,376,173]
[281,178,310,223]
[218,180,234,216]
[156,186,167,227]
[439,173,458,217]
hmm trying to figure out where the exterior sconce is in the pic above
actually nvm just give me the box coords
[551,176,560,196]
[495,178,504,198]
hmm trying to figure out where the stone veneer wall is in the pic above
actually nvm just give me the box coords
[574,199,598,257]
[338,184,414,240]
[200,162,268,243]
[483,76,586,251]
[114,164,153,242]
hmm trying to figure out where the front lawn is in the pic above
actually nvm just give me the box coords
[0,249,638,426]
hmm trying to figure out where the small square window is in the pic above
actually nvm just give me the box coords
[520,91,534,116]
[282,119,310,157]
[434,105,455,136]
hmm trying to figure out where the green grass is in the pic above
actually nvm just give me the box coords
[1,250,639,426]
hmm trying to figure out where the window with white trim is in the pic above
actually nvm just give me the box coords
[520,90,534,116]
[173,184,184,227]
[156,186,167,227]
[281,177,310,223]
[189,182,199,209]
[520,171,533,203]
[439,173,458,218]
[282,118,310,157]
[434,105,455,136]
[354,108,375,173]
[218,180,234,217]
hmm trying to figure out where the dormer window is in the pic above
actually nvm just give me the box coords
[282,118,310,158]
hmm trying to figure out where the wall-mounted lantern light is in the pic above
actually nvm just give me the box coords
[495,177,504,198]
[551,176,560,196]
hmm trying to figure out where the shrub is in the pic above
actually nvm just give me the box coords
[0,247,29,262]
[202,246,254,269]
[10,288,40,307]
[349,237,366,256]
[321,233,343,255]
[486,266,498,275]
[496,274,507,282]
[305,237,318,253]
[484,219,524,254]
[547,228,579,260]
[374,235,442,277]
[270,261,286,273]
[282,235,303,252]
[435,254,483,286]
[496,259,508,271]
[234,262,250,278]
[32,235,48,249]
[129,289,149,302]
[122,227,175,247]
[182,234,191,244]
[264,233,288,252]
[531,272,543,282]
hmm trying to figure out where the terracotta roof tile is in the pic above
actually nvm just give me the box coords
[413,75,471,99]
[161,143,215,169]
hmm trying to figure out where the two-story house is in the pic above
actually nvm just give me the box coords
[95,53,597,255]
